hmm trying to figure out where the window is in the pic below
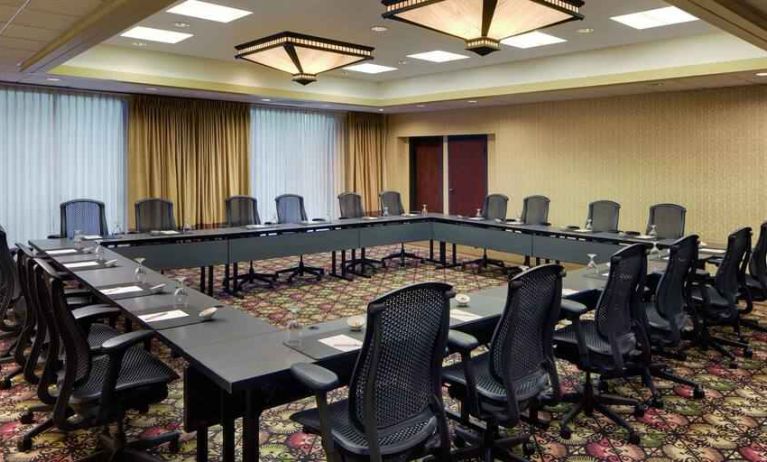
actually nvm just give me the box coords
[250,106,345,221]
[0,86,127,244]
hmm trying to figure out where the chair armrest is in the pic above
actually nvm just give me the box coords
[101,330,154,355]
[311,218,326,222]
[560,299,588,320]
[72,304,120,322]
[263,221,274,225]
[542,222,552,226]
[291,363,340,393]
[447,330,480,354]
[47,234,62,239]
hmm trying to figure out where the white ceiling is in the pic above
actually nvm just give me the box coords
[0,0,105,73]
[105,0,718,81]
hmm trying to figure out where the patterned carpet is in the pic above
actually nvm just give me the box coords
[1,245,766,462]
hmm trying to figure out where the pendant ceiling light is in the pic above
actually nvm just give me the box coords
[382,0,584,55]
[235,32,374,85]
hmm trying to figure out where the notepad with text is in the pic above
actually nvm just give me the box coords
[318,334,363,352]
[450,309,482,322]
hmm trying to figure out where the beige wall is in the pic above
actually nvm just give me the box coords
[385,86,767,243]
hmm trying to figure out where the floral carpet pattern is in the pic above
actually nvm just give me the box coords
[1,245,766,462]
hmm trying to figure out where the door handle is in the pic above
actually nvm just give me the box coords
[449,188,455,192]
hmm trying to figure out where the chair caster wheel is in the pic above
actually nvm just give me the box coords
[0,378,12,390]
[729,361,738,369]
[168,436,180,454]
[560,427,572,440]
[523,441,536,456]
[598,380,609,393]
[17,438,32,452]
[627,433,640,445]
[693,387,705,399]
[453,435,466,448]
[744,348,753,359]
[634,404,647,418]
[19,411,34,424]
[649,397,664,409]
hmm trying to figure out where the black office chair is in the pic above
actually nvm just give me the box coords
[587,200,620,233]
[290,282,454,462]
[379,190,423,267]
[135,198,176,233]
[521,195,550,266]
[462,194,509,271]
[338,192,381,276]
[443,265,564,461]
[25,258,180,460]
[553,243,650,444]
[689,227,753,367]
[59,199,109,239]
[647,204,686,239]
[640,235,705,399]
[738,221,767,333]
[274,194,325,282]
[224,195,276,289]
[0,225,21,342]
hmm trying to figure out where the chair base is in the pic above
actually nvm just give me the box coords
[449,415,534,462]
[76,425,180,462]
[0,365,21,389]
[225,262,276,291]
[381,244,423,268]
[560,373,642,444]
[343,249,381,278]
[276,256,325,283]
[741,317,767,333]
[650,363,705,399]
[462,249,506,273]
[683,324,752,368]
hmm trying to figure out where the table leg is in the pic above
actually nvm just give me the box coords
[220,392,235,462]
[199,266,206,293]
[233,263,239,294]
[224,264,230,293]
[242,390,263,462]
[440,241,447,266]
[195,427,209,462]
[331,251,338,276]
[207,266,214,296]
[452,243,457,266]
[341,250,347,278]
[430,240,434,260]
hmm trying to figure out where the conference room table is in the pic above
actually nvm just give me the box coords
[29,221,723,462]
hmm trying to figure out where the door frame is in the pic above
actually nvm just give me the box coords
[408,136,444,213]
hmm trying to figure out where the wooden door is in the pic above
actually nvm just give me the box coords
[409,137,444,213]
[448,135,488,216]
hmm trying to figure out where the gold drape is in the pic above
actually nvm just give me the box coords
[344,112,387,212]
[128,95,250,228]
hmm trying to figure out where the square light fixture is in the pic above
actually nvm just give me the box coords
[344,63,398,74]
[120,26,192,44]
[407,50,469,63]
[501,31,566,48]
[167,0,252,23]
[610,6,698,30]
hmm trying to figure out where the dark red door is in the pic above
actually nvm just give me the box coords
[448,135,488,216]
[409,137,443,213]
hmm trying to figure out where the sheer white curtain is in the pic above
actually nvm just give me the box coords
[0,86,126,245]
[250,106,345,221]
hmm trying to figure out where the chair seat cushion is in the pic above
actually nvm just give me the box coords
[553,320,638,371]
[70,346,177,403]
[291,399,440,457]
[442,353,547,404]
[690,286,736,321]
[87,323,119,350]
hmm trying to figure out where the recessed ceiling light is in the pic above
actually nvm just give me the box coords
[46,77,61,82]
[261,98,272,102]
[121,26,192,44]
[173,22,191,29]
[611,6,698,30]
[344,63,397,74]
[576,27,594,34]
[146,87,158,91]
[407,50,469,63]
[467,100,478,104]
[647,82,664,87]
[378,108,385,112]
[756,72,767,77]
[416,104,425,108]
[167,0,252,23]
[371,25,388,32]
[132,41,147,47]
[502,31,566,49]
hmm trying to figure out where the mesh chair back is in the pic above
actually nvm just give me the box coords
[521,195,550,225]
[0,226,16,319]
[275,194,308,224]
[348,282,452,433]
[60,199,108,238]
[135,198,176,232]
[655,235,698,337]
[647,204,686,239]
[489,265,563,413]
[482,194,508,220]
[748,221,767,292]
[338,192,365,219]
[588,200,620,233]
[379,191,405,216]
[714,227,751,305]
[594,244,646,347]
[226,195,260,227]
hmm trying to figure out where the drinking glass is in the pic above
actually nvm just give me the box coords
[113,222,123,236]
[585,218,593,231]
[134,257,147,284]
[174,277,189,308]
[73,229,84,250]
[183,223,192,234]
[382,206,389,217]
[475,208,482,218]
[285,306,302,347]
[94,241,104,262]
[421,204,428,215]
[649,224,658,238]
[650,242,661,258]
[586,253,598,274]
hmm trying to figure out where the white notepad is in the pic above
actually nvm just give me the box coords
[701,248,726,255]
[101,285,143,296]
[82,235,102,240]
[634,235,654,240]
[64,261,99,269]
[573,229,591,233]
[450,309,482,322]
[47,249,77,255]
[319,334,363,352]
[159,230,179,235]
[139,310,188,323]
[562,288,578,296]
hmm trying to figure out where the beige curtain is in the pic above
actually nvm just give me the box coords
[128,95,250,228]
[344,112,387,212]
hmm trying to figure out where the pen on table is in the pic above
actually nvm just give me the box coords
[142,312,167,322]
